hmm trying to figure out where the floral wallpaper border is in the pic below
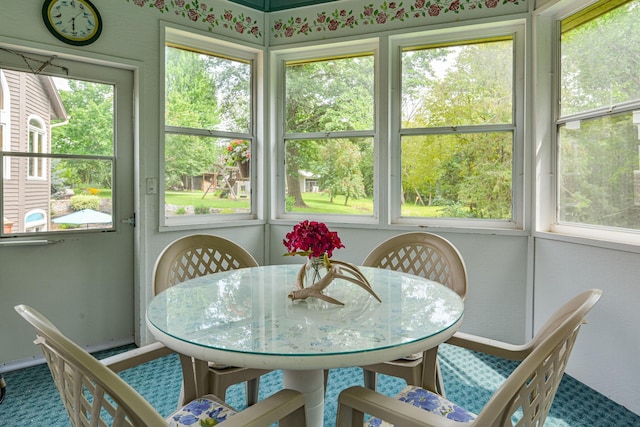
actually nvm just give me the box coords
[124,0,524,42]
[126,0,263,38]
[273,0,523,39]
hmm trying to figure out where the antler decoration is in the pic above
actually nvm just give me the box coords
[289,260,382,306]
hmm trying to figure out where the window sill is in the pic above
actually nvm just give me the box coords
[535,228,640,254]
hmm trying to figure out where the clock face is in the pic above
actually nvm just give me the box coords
[42,0,102,46]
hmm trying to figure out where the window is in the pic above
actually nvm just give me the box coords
[24,208,47,232]
[396,28,523,227]
[1,65,116,236]
[279,45,376,219]
[162,27,258,226]
[27,116,46,179]
[556,0,640,236]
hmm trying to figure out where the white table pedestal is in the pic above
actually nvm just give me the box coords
[283,369,325,427]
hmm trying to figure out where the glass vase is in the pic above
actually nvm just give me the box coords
[304,256,326,287]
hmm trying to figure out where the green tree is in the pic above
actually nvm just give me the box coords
[51,80,114,188]
[317,139,366,205]
[558,2,640,229]
[285,55,374,207]
[164,47,235,190]
[401,40,514,218]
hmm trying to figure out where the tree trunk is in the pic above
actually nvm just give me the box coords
[287,174,307,207]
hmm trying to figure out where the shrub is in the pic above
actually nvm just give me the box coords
[69,195,100,211]
[286,195,295,212]
[194,205,210,215]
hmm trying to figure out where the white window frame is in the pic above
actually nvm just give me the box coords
[160,23,263,230]
[536,0,640,247]
[271,39,380,225]
[0,70,10,180]
[389,22,526,230]
[27,115,47,180]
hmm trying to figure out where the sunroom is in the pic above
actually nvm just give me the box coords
[0,0,638,423]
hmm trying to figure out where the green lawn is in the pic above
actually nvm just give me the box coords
[166,191,250,211]
[163,189,445,217]
[291,192,444,217]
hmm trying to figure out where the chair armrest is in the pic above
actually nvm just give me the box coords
[100,341,173,373]
[446,331,531,361]
[336,386,469,427]
[221,389,307,427]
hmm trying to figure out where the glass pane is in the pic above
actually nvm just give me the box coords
[401,132,512,219]
[51,78,114,156]
[402,39,513,128]
[1,70,115,236]
[165,46,251,133]
[285,55,374,133]
[2,156,114,233]
[558,112,640,229]
[164,134,251,218]
[561,1,640,116]
[284,137,373,215]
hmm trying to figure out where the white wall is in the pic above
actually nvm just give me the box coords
[534,238,640,413]
[0,0,638,417]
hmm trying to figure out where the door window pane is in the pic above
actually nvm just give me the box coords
[1,70,115,235]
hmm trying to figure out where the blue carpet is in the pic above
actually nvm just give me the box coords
[1,344,638,426]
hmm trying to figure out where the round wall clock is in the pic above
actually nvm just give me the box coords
[42,0,103,46]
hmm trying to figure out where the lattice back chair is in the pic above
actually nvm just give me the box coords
[15,305,306,427]
[154,234,260,294]
[152,234,270,407]
[360,232,468,392]
[337,289,602,427]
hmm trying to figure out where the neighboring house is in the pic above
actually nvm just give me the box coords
[298,170,319,193]
[0,69,67,234]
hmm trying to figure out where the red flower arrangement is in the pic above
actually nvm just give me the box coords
[283,220,345,259]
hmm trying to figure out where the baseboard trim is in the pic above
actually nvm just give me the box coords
[0,336,134,373]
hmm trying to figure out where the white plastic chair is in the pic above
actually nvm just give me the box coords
[336,289,602,427]
[360,232,468,392]
[15,304,307,427]
[152,234,270,406]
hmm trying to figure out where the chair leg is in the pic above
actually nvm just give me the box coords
[246,378,260,406]
[435,359,446,397]
[324,369,329,395]
[363,369,377,391]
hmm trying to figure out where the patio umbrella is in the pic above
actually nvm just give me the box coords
[52,209,112,228]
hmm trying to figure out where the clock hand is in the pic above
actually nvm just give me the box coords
[69,11,82,22]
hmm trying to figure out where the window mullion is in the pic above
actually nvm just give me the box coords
[284,130,375,140]
[400,124,515,136]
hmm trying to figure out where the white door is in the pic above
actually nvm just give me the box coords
[0,50,135,363]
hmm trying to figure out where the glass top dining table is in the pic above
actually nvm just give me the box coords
[146,264,464,427]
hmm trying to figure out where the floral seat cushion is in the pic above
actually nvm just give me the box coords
[167,395,237,426]
[365,385,477,427]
